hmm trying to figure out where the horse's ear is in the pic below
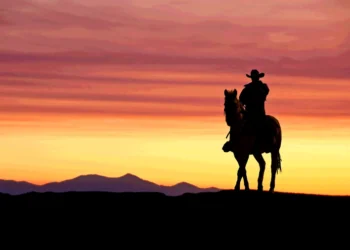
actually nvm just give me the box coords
[224,89,228,96]
[233,89,237,96]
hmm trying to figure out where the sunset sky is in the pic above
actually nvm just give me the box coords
[1,0,349,195]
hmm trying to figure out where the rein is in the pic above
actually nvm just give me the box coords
[225,108,244,139]
[224,90,244,140]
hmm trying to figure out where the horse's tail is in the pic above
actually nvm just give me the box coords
[266,115,282,174]
[276,151,282,174]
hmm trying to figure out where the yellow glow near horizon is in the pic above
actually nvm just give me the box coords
[0,116,349,195]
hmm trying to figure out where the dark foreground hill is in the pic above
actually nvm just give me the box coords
[2,190,349,245]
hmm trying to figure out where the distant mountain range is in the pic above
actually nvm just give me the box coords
[0,173,220,196]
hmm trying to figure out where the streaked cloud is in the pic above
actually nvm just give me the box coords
[1,0,349,121]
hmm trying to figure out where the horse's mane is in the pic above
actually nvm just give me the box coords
[224,90,243,115]
[224,89,244,128]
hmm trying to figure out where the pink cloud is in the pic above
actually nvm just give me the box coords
[0,66,349,120]
[0,50,349,79]
[1,0,349,121]
[1,0,348,58]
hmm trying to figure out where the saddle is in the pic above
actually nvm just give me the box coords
[241,114,266,135]
[222,115,274,153]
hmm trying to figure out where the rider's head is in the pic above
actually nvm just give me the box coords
[246,69,265,82]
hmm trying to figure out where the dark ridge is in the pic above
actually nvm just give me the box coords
[2,190,350,209]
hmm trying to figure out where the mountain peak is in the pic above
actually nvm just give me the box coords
[118,173,143,181]
[71,174,107,181]
[173,182,197,188]
[121,173,138,178]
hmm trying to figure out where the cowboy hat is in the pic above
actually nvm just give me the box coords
[246,69,265,78]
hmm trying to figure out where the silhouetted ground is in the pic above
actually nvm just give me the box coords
[2,190,349,246]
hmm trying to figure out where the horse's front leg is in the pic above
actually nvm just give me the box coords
[234,152,250,191]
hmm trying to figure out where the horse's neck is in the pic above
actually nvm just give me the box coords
[229,119,243,138]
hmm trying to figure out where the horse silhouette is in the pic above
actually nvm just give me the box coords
[223,89,282,192]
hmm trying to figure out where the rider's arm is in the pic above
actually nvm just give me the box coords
[265,84,269,95]
[238,90,248,113]
[239,88,247,105]
[262,83,269,96]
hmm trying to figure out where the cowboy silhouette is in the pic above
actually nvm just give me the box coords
[239,69,269,139]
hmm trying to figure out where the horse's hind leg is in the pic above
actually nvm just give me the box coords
[269,150,280,193]
[234,152,250,191]
[253,153,265,192]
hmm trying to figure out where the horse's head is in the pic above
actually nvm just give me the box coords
[224,89,243,127]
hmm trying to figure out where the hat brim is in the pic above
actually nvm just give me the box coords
[246,73,265,78]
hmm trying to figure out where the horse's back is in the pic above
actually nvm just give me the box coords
[266,115,281,129]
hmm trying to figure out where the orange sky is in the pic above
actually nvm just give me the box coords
[0,0,349,195]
